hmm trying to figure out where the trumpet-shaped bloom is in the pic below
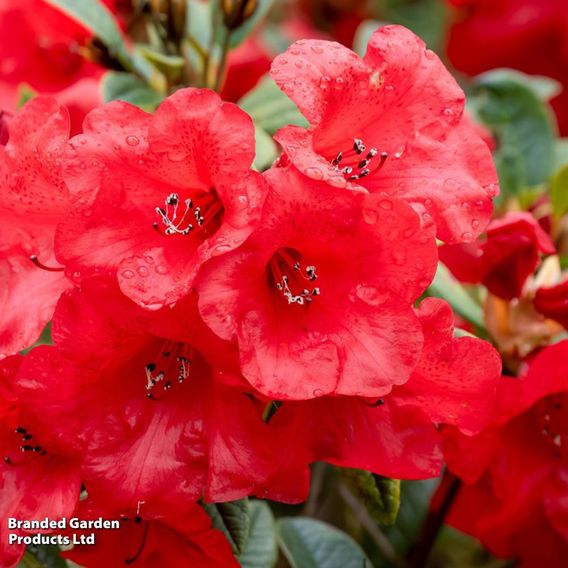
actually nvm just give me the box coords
[270,25,498,243]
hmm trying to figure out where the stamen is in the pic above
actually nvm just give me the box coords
[329,139,388,181]
[124,520,149,565]
[144,346,192,400]
[30,255,65,272]
[269,250,320,306]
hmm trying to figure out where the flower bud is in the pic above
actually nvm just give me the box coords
[221,0,257,31]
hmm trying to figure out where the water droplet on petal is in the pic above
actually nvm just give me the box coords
[311,45,324,54]
[126,135,139,146]
[306,166,324,180]
[312,388,324,397]
[122,269,135,279]
[137,266,149,277]
[461,232,474,242]
[378,199,393,210]
[363,209,378,224]
[471,219,480,229]
[394,145,406,158]
[155,264,169,275]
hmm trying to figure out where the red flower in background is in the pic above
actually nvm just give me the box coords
[439,211,554,300]
[440,340,568,566]
[446,0,568,134]
[64,500,238,568]
[58,88,267,310]
[197,167,438,400]
[270,25,498,244]
[0,97,72,358]
[0,356,81,568]
[534,279,568,328]
[0,0,123,134]
[221,37,272,102]
[268,297,501,479]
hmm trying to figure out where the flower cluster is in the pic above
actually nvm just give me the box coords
[0,25,503,567]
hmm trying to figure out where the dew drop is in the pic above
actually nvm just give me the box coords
[136,266,149,277]
[126,135,139,147]
[424,49,436,60]
[394,145,406,158]
[122,269,135,280]
[155,264,169,275]
[238,195,249,206]
[471,219,480,229]
[378,199,393,210]
[363,209,378,224]
[306,166,324,180]
[311,45,324,54]
[461,232,474,242]
[319,76,331,89]
[312,389,324,397]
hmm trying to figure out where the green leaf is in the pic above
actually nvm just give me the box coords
[469,70,557,197]
[277,518,373,568]
[19,545,68,568]
[17,84,37,108]
[253,126,277,171]
[101,72,165,111]
[239,75,309,134]
[380,0,449,53]
[376,479,438,566]
[427,263,485,331]
[353,20,386,56]
[551,164,568,218]
[202,499,250,556]
[339,468,401,526]
[136,46,185,83]
[554,139,568,170]
[44,0,131,70]
[238,501,278,568]
[474,69,562,102]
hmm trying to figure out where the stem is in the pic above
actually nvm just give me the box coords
[303,462,327,517]
[214,28,231,92]
[406,474,462,568]
[338,482,405,568]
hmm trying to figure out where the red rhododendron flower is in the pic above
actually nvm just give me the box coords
[16,277,309,514]
[0,0,121,134]
[534,279,568,328]
[197,166,438,400]
[267,297,501,479]
[57,88,268,310]
[446,0,568,134]
[221,36,272,102]
[64,500,238,568]
[270,25,498,243]
[0,356,81,568]
[0,96,72,358]
[440,211,554,299]
[440,340,568,566]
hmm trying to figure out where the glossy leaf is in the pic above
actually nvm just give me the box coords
[239,76,309,134]
[101,72,164,111]
[203,499,250,556]
[470,70,556,196]
[253,125,278,172]
[238,501,278,568]
[339,468,401,526]
[551,165,568,218]
[277,518,373,568]
[428,263,485,331]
